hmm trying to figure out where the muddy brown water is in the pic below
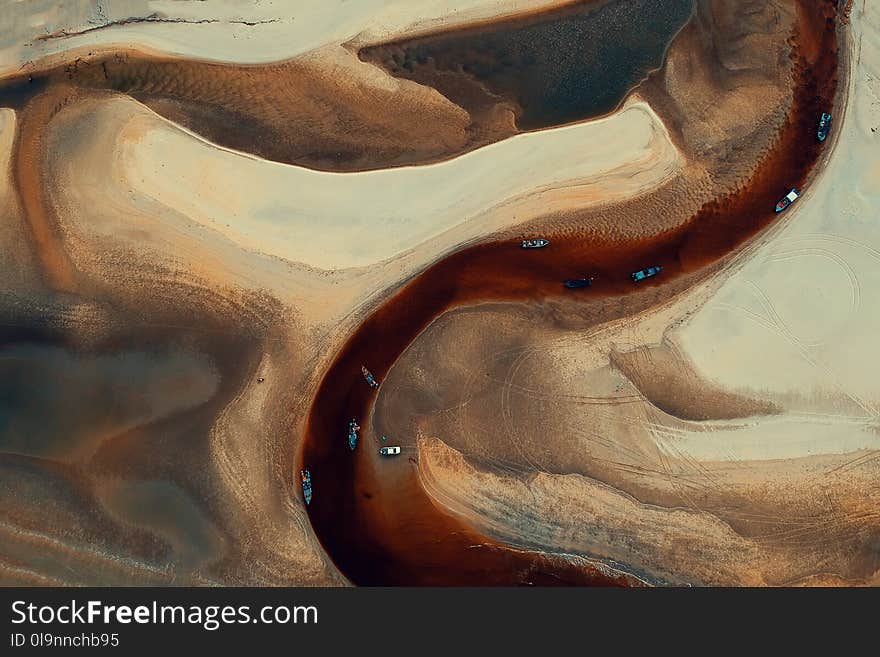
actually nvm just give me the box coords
[0,0,842,586]
[303,0,841,585]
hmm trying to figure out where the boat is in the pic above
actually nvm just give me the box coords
[379,446,402,456]
[347,419,360,451]
[775,188,799,212]
[301,469,312,505]
[361,365,379,388]
[817,112,832,141]
[631,265,663,282]
[521,238,550,249]
[564,277,593,289]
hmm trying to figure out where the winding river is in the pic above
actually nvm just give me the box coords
[301,0,842,585]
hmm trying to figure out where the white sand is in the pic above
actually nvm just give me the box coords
[57,94,681,271]
[0,0,572,79]
[672,0,880,456]
[8,0,874,586]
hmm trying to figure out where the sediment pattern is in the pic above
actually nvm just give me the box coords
[0,0,870,586]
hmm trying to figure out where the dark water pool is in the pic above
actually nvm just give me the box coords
[360,0,695,130]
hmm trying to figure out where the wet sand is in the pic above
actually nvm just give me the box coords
[302,0,842,585]
[360,0,694,130]
[0,0,855,586]
[0,3,693,172]
[0,306,268,584]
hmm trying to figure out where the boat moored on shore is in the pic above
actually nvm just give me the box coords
[817,112,832,141]
[631,265,662,282]
[301,469,312,505]
[775,188,799,212]
[361,366,379,388]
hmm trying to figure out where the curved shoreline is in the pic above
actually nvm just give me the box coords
[0,2,693,174]
[0,1,583,81]
[301,0,844,585]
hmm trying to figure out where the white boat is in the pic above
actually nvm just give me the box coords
[775,188,799,212]
[521,238,550,249]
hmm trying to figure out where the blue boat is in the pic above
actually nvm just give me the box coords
[817,112,832,142]
[564,277,593,289]
[301,469,312,505]
[361,365,379,388]
[775,188,799,212]
[348,419,360,451]
[631,265,663,282]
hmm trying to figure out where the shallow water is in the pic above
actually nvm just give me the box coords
[304,0,841,585]
[0,343,219,462]
[360,0,695,130]
[96,479,225,570]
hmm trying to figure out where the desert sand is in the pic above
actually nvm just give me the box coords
[396,1,880,585]
[0,0,870,587]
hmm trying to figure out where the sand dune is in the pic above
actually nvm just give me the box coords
[47,94,680,271]
[417,435,880,585]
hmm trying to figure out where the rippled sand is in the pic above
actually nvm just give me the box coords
[387,2,879,586]
[0,0,868,586]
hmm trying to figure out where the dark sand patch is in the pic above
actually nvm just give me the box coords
[0,453,170,584]
[0,2,692,172]
[0,343,218,462]
[0,256,296,583]
[95,479,226,570]
[610,341,781,421]
[360,0,694,130]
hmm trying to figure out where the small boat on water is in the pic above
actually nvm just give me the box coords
[817,112,832,142]
[564,277,593,289]
[348,419,360,451]
[521,238,550,249]
[775,188,799,212]
[301,469,312,505]
[361,365,379,388]
[631,265,662,282]
[379,446,401,456]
